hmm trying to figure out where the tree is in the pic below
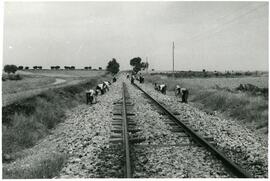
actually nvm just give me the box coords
[84,67,88,70]
[55,66,60,70]
[130,57,148,74]
[106,58,120,74]
[4,65,17,74]
[51,66,55,70]
[99,67,102,70]
[18,66,24,70]
[88,66,92,70]
[70,66,75,70]
[25,66,29,70]
[33,66,38,70]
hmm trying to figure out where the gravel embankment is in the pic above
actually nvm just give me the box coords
[125,80,232,178]
[3,78,123,178]
[57,79,123,178]
[136,82,268,178]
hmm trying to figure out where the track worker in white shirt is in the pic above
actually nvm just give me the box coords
[96,83,105,95]
[175,85,189,103]
[159,84,167,94]
[86,89,97,104]
[103,81,111,91]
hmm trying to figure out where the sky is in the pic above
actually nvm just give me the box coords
[3,1,269,71]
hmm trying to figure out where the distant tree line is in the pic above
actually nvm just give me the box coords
[33,66,42,70]
[151,69,264,78]
[84,66,92,70]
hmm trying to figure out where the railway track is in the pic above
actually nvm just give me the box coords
[131,82,252,178]
[101,78,253,178]
[108,82,133,178]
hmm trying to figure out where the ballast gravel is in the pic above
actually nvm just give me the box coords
[136,81,268,178]
[125,80,232,178]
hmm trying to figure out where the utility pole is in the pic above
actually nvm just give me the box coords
[146,56,148,74]
[172,41,175,78]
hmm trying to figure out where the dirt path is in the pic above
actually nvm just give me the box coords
[2,79,81,107]
[52,78,66,85]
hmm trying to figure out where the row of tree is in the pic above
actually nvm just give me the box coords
[105,57,148,75]
[4,57,147,75]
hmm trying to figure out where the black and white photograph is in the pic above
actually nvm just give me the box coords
[1,0,268,178]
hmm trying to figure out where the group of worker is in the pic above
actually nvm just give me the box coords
[154,83,189,103]
[128,72,189,103]
[85,77,117,104]
[87,73,188,104]
[128,73,144,84]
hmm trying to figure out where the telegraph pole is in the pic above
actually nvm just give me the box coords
[146,56,148,74]
[172,41,175,78]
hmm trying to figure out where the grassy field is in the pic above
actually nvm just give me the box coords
[2,70,107,106]
[23,69,106,78]
[3,75,55,94]
[148,75,268,90]
[143,73,268,136]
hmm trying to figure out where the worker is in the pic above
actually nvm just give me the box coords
[139,76,144,83]
[159,84,167,94]
[103,81,111,91]
[86,89,97,104]
[131,75,135,84]
[154,83,160,91]
[96,83,105,94]
[175,85,189,103]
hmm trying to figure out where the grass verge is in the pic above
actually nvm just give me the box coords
[144,74,268,135]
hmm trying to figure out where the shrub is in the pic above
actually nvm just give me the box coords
[3,151,66,179]
[4,65,17,74]
[8,74,22,80]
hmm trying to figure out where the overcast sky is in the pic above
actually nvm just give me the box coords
[3,1,268,71]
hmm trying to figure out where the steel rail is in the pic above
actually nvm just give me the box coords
[122,82,132,178]
[133,83,252,178]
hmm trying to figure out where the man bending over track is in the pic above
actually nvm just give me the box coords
[103,81,111,91]
[154,83,160,91]
[86,89,97,104]
[175,85,189,103]
[159,84,167,94]
[96,83,106,95]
